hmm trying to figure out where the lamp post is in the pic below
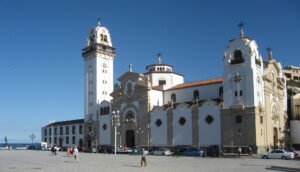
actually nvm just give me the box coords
[112,110,120,155]
[88,130,95,153]
[29,133,36,146]
[136,127,144,146]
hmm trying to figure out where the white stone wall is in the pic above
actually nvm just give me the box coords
[163,83,222,104]
[147,73,184,90]
[41,123,84,148]
[150,89,163,108]
[198,101,221,146]
[99,115,112,145]
[150,107,167,145]
[173,104,192,145]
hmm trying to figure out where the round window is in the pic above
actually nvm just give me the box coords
[155,119,162,127]
[179,117,186,126]
[102,124,107,130]
[205,115,214,124]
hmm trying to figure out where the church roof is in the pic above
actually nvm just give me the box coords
[167,78,223,91]
[44,119,84,127]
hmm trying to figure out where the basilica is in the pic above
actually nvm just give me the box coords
[42,21,287,153]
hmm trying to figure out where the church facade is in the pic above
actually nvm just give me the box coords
[42,21,288,154]
[81,22,287,153]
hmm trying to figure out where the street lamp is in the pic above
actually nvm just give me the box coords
[112,110,120,155]
[88,130,95,153]
[29,133,36,146]
[136,127,144,146]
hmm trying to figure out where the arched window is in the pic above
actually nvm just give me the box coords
[193,90,199,100]
[107,106,110,114]
[100,34,104,41]
[125,111,135,122]
[234,50,243,59]
[104,35,108,42]
[231,50,244,64]
[171,93,176,103]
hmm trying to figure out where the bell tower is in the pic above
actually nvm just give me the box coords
[82,20,115,122]
[221,23,265,151]
[222,23,264,108]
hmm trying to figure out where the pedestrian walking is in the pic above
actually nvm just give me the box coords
[248,146,252,156]
[73,146,79,162]
[238,147,241,158]
[67,147,71,157]
[140,148,147,167]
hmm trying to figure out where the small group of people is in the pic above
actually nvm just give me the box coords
[51,145,79,162]
[237,146,252,157]
[68,145,79,161]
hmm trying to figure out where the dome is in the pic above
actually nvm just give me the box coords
[86,21,112,47]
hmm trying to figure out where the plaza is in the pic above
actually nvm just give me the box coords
[0,150,299,172]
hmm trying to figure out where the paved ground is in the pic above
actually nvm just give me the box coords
[0,150,299,172]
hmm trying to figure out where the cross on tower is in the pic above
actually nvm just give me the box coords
[266,47,273,60]
[238,22,245,38]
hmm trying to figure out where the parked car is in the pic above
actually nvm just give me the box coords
[98,145,114,153]
[284,148,298,156]
[262,149,294,160]
[206,145,223,157]
[152,148,172,156]
[182,147,204,157]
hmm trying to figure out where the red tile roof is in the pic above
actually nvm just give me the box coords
[168,78,223,90]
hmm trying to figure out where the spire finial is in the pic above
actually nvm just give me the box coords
[238,22,244,38]
[97,18,101,26]
[129,64,133,72]
[157,53,161,64]
[266,47,273,60]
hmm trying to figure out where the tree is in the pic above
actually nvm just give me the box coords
[4,136,8,146]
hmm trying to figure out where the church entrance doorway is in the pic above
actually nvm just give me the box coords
[126,130,135,147]
[273,127,278,149]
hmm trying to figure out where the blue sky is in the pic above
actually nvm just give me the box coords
[0,0,299,143]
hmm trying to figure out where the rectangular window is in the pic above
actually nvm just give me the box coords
[235,91,238,97]
[49,137,52,144]
[72,136,75,144]
[54,128,57,135]
[66,136,69,144]
[79,125,83,134]
[236,115,242,123]
[66,126,69,135]
[72,126,76,135]
[44,129,47,136]
[60,127,63,135]
[54,137,57,144]
[44,137,47,142]
[240,90,243,96]
[49,128,52,135]
[159,80,166,86]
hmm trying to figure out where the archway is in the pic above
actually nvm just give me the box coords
[126,130,135,147]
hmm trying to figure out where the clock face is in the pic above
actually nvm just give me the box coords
[125,80,134,97]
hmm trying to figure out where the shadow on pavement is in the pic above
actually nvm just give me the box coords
[266,166,300,172]
[122,164,141,168]
[64,160,78,163]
